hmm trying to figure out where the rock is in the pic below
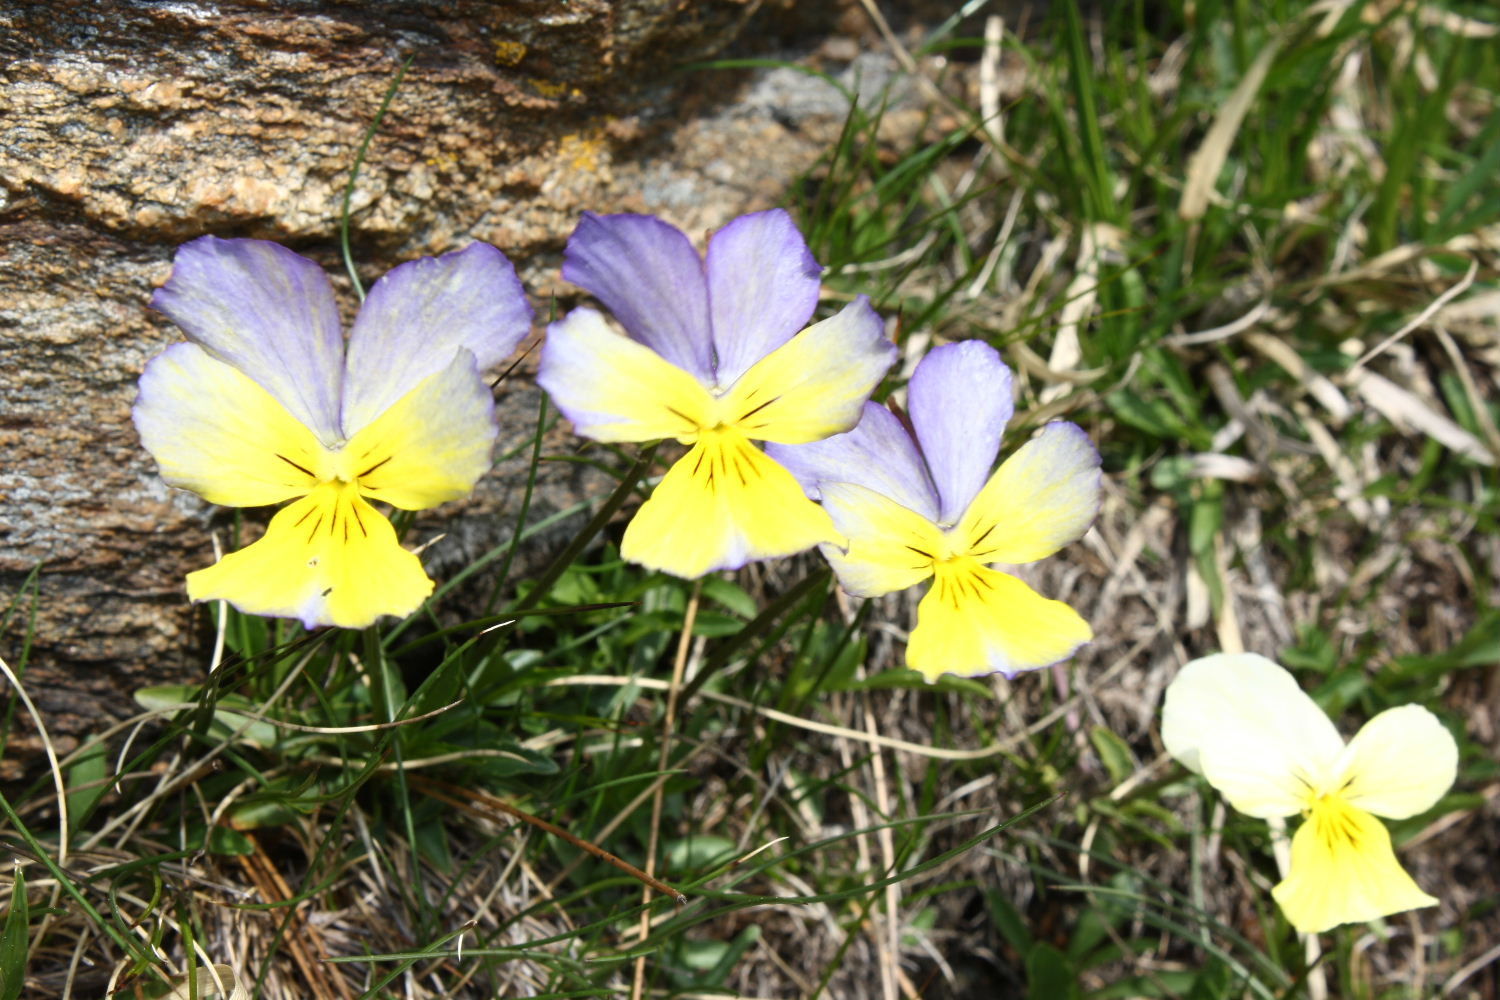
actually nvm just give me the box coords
[0,0,922,766]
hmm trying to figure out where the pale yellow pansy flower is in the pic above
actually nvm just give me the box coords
[1162,652,1457,934]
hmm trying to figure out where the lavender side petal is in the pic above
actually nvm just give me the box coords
[150,236,344,446]
[907,341,1014,523]
[342,243,532,436]
[766,401,940,522]
[561,212,714,384]
[705,208,822,387]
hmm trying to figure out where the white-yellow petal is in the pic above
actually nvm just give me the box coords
[816,481,943,598]
[537,307,714,443]
[717,298,894,445]
[957,422,1101,563]
[1332,705,1458,820]
[133,343,332,507]
[338,350,497,510]
[1161,653,1345,818]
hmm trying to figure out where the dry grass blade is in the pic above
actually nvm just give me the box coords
[632,583,700,1000]
[1344,368,1495,465]
[1180,35,1283,219]
[0,656,67,866]
[1347,260,1479,372]
[157,964,250,1000]
[237,832,352,1000]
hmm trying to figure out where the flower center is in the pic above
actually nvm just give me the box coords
[1306,792,1366,856]
[330,446,395,492]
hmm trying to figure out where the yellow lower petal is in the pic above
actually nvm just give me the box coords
[621,428,842,578]
[186,483,433,629]
[905,558,1091,681]
[1272,797,1437,935]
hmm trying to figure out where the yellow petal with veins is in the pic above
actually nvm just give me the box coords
[134,343,332,507]
[621,428,842,578]
[186,482,433,628]
[718,299,893,445]
[537,307,714,443]
[340,350,497,510]
[958,423,1100,564]
[814,481,943,598]
[1272,796,1436,934]
[905,558,1091,681]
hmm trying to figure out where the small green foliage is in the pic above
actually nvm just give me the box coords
[0,865,28,1000]
[1027,942,1083,1000]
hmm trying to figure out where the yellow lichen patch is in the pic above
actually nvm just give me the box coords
[557,131,606,174]
[527,77,570,100]
[492,39,527,66]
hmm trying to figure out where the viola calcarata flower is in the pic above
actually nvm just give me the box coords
[1162,652,1458,934]
[767,341,1101,681]
[538,209,897,579]
[134,237,532,628]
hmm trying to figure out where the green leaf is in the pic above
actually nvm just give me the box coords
[134,685,280,748]
[1026,942,1081,1000]
[1390,610,1500,680]
[207,826,255,857]
[1148,455,1198,492]
[228,800,301,831]
[65,740,110,834]
[664,835,737,873]
[675,937,730,973]
[1089,726,1136,786]
[0,865,29,1000]
[986,890,1033,954]
[1107,390,1188,441]
[1187,956,1235,1000]
[471,744,559,780]
[699,576,758,619]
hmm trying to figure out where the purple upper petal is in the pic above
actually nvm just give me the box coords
[908,341,1014,523]
[705,209,822,387]
[562,212,714,383]
[341,242,532,436]
[766,401,940,522]
[151,236,344,446]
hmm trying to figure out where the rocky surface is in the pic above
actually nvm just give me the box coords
[0,0,925,766]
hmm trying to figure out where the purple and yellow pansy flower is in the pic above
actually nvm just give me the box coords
[537,209,897,579]
[1163,652,1458,934]
[133,237,532,629]
[767,341,1101,681]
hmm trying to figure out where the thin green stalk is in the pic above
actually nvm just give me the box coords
[484,393,550,615]
[339,55,413,300]
[507,443,661,616]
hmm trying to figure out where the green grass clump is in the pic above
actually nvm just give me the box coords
[2,0,1496,997]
